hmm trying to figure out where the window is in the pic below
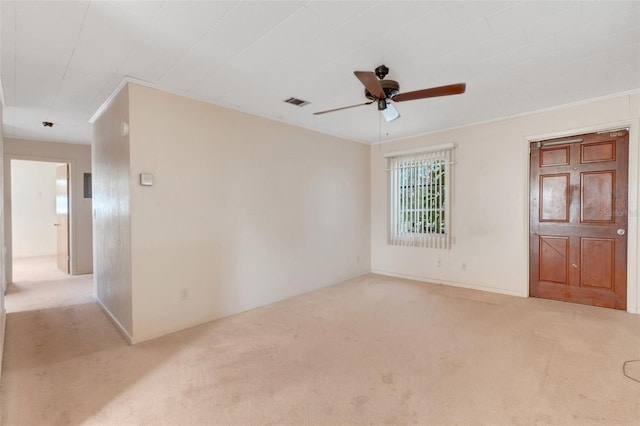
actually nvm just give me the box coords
[386,144,454,248]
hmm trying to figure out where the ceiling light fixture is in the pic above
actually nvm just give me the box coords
[381,104,400,122]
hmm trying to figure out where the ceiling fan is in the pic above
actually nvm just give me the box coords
[314,65,466,122]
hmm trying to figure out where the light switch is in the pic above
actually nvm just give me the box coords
[140,173,154,186]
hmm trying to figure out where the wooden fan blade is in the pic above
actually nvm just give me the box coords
[313,101,373,115]
[354,71,385,99]
[392,83,466,102]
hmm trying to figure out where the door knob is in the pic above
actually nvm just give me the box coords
[617,228,626,236]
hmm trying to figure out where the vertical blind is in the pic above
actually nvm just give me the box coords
[386,144,454,249]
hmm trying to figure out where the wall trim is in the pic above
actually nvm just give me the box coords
[96,297,132,344]
[92,79,639,148]
[88,76,369,145]
[371,269,527,298]
[89,78,130,124]
[1,134,88,147]
[373,90,640,147]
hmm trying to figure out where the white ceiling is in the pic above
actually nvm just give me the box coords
[1,0,639,145]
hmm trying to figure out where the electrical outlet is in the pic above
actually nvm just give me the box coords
[180,288,189,301]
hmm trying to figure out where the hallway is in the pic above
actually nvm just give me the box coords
[6,256,93,313]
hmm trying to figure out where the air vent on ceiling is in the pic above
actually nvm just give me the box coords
[284,97,310,107]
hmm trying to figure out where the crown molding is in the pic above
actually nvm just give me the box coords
[373,88,640,146]
[88,77,131,124]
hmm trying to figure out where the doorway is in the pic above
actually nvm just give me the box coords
[10,160,70,280]
[529,130,629,310]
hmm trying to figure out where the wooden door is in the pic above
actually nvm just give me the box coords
[56,164,70,274]
[529,131,628,310]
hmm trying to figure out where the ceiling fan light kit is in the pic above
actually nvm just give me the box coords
[314,64,466,123]
[381,104,400,122]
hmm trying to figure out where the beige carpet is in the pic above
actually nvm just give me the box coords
[6,257,94,313]
[1,258,640,425]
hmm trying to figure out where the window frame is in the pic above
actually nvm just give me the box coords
[385,144,454,249]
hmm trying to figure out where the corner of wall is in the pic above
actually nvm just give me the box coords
[96,296,132,344]
[92,83,134,337]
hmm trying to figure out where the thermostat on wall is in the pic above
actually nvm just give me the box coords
[140,173,154,186]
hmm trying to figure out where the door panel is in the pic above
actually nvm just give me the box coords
[56,164,70,274]
[540,146,570,166]
[581,171,614,222]
[540,174,569,221]
[539,236,569,284]
[580,238,614,289]
[581,141,615,163]
[530,131,628,310]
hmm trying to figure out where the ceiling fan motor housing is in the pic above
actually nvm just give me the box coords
[365,79,400,106]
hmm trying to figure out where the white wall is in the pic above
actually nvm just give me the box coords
[371,93,640,314]
[93,82,370,343]
[10,160,60,258]
[92,84,133,339]
[4,138,93,281]
[128,83,371,342]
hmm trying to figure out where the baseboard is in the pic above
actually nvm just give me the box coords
[370,269,527,298]
[96,298,133,344]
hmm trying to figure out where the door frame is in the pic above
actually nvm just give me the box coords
[3,154,78,289]
[525,118,640,314]
[55,163,71,274]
